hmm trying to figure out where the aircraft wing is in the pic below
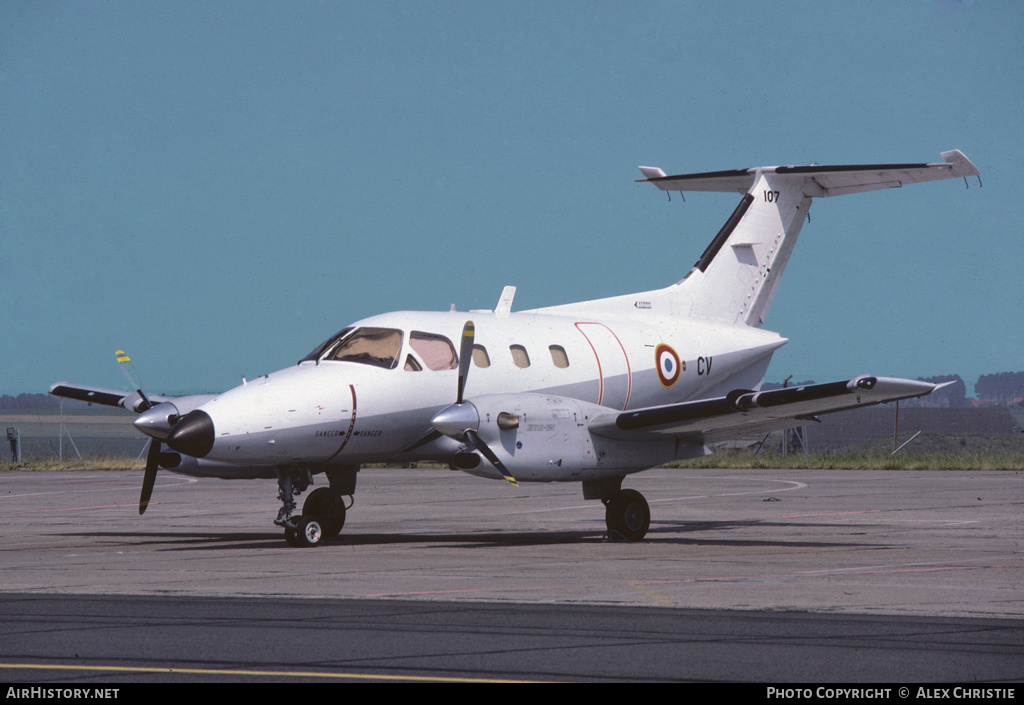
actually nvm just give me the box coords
[588,376,945,444]
[49,382,175,412]
[637,149,980,197]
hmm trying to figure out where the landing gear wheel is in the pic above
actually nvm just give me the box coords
[605,489,650,542]
[289,515,323,548]
[302,487,346,539]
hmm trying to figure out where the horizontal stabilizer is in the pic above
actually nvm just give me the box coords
[637,150,979,196]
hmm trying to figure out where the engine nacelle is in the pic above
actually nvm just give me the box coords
[459,393,677,482]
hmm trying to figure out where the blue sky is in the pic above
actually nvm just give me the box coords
[2,1,1021,396]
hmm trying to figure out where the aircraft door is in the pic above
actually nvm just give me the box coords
[574,322,632,410]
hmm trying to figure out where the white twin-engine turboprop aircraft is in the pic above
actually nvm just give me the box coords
[51,150,980,546]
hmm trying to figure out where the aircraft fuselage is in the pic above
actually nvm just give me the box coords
[167,309,785,481]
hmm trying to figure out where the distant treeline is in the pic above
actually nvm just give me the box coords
[5,371,1024,410]
[904,372,1024,408]
[974,372,1024,406]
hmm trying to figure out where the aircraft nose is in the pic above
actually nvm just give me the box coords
[164,409,215,458]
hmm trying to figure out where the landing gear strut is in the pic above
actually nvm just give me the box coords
[275,466,357,547]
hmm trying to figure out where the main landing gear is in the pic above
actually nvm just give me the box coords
[585,477,651,542]
[603,489,651,542]
[275,466,357,548]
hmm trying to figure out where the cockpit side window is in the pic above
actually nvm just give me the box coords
[299,327,353,363]
[408,332,458,371]
[326,327,403,369]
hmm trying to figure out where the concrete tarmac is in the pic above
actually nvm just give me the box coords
[2,467,1021,617]
[3,467,1024,682]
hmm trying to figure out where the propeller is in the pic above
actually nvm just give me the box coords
[140,439,160,514]
[456,321,473,405]
[116,350,161,514]
[430,322,519,487]
[116,350,152,412]
[463,428,518,487]
[396,322,475,455]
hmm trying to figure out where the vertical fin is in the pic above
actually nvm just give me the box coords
[681,172,811,326]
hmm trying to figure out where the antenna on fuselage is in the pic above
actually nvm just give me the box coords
[494,286,516,318]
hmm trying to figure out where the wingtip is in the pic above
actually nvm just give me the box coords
[939,149,980,177]
[637,165,667,181]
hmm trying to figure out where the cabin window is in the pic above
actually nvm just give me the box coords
[326,327,402,369]
[409,332,458,371]
[510,344,530,368]
[472,344,490,368]
[549,345,569,368]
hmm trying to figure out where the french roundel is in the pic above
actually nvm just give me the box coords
[655,344,681,387]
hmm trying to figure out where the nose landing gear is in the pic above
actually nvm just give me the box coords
[275,466,357,547]
[285,515,324,548]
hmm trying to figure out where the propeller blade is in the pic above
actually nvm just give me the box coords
[116,350,152,411]
[398,428,443,455]
[456,321,474,405]
[140,439,160,514]
[464,429,518,487]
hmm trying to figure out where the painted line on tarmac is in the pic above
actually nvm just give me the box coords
[644,563,993,586]
[0,662,544,683]
[362,585,560,598]
[7,503,150,515]
[776,509,880,518]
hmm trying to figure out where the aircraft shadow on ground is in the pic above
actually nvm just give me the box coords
[64,518,870,551]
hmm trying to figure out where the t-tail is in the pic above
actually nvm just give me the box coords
[637,150,979,327]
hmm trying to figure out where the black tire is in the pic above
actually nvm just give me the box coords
[284,524,300,547]
[303,487,346,539]
[293,515,323,548]
[605,489,650,542]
